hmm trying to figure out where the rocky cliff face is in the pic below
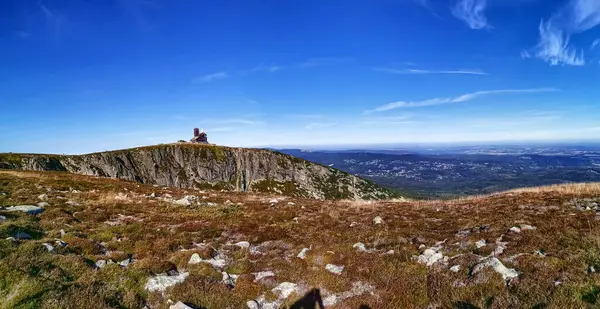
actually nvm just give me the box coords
[0,144,398,200]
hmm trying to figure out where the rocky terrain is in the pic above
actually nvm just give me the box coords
[2,170,600,308]
[0,144,398,201]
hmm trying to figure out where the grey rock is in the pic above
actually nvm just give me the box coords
[96,260,107,269]
[13,231,32,240]
[37,202,50,207]
[7,145,398,200]
[42,243,55,252]
[325,264,345,275]
[0,215,6,223]
[5,205,44,215]
[170,302,193,309]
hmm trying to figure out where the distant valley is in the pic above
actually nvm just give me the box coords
[279,144,600,198]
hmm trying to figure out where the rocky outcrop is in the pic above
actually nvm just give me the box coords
[0,144,398,200]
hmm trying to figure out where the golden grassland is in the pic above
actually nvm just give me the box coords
[2,170,600,308]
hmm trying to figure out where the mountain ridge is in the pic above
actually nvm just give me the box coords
[0,143,399,200]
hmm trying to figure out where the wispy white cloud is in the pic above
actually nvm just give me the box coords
[375,67,488,75]
[451,0,491,30]
[192,72,229,83]
[305,122,337,130]
[298,57,354,68]
[591,38,600,50]
[525,0,600,66]
[366,88,558,113]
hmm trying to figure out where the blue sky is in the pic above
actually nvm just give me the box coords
[1,0,600,154]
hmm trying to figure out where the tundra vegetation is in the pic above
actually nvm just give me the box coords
[1,171,600,308]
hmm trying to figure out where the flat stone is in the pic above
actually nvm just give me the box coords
[475,239,487,249]
[450,265,461,272]
[509,226,521,233]
[170,302,193,309]
[234,241,250,249]
[472,257,519,281]
[272,282,298,299]
[252,271,275,283]
[42,243,55,252]
[145,272,189,292]
[325,264,345,275]
[5,205,44,215]
[13,231,32,240]
[297,247,310,259]
[520,224,536,231]
[96,260,107,269]
[37,202,50,207]
[373,216,384,224]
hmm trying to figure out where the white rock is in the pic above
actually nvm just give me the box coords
[222,271,239,287]
[96,260,107,269]
[42,243,55,252]
[170,301,193,309]
[449,265,461,272]
[373,216,384,224]
[325,264,345,275]
[37,202,50,207]
[252,271,275,282]
[472,257,519,281]
[174,196,195,206]
[5,205,44,215]
[234,241,250,249]
[114,193,128,201]
[353,242,367,252]
[272,282,298,299]
[322,281,374,306]
[145,272,189,292]
[71,189,81,193]
[383,250,394,255]
[269,198,279,204]
[475,239,487,249]
[350,222,358,227]
[287,202,295,205]
[119,258,132,267]
[520,224,536,231]
[509,226,521,233]
[0,215,5,223]
[188,253,202,264]
[38,194,48,201]
[417,246,448,267]
[297,247,310,259]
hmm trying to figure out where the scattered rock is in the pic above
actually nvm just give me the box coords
[37,202,50,207]
[42,243,55,252]
[38,194,48,201]
[520,224,536,231]
[0,215,5,223]
[589,265,596,273]
[325,264,345,275]
[297,247,310,259]
[450,265,461,272]
[174,195,196,206]
[114,193,128,201]
[383,250,394,255]
[353,242,368,252]
[287,202,295,206]
[5,205,44,215]
[252,271,275,283]
[373,216,384,225]
[96,260,107,269]
[269,198,279,204]
[222,271,239,288]
[169,301,193,309]
[417,246,448,267]
[119,257,132,267]
[472,257,519,282]
[509,226,522,233]
[273,282,299,299]
[188,253,227,269]
[234,241,250,249]
[322,282,375,306]
[456,225,490,237]
[475,239,487,249]
[65,200,80,206]
[350,222,358,227]
[145,272,190,292]
[12,231,32,240]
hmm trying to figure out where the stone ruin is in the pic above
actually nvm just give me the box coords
[190,128,208,144]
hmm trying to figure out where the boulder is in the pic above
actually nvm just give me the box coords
[145,272,189,292]
[5,205,44,215]
[325,264,345,275]
[170,302,193,309]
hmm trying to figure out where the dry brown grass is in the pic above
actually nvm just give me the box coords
[2,171,600,308]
